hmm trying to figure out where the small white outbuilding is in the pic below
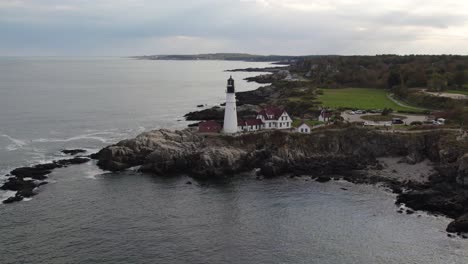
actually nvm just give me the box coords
[297,122,312,134]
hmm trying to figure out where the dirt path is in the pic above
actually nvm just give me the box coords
[387,94,427,111]
[422,89,468,100]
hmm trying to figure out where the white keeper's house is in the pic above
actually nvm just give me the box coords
[238,106,292,132]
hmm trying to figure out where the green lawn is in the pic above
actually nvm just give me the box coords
[317,88,416,112]
[292,119,324,128]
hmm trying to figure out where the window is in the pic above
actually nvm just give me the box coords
[280,123,282,128]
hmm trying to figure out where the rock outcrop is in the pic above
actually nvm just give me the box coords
[1,157,90,204]
[61,149,87,155]
[92,127,468,233]
[447,213,468,233]
[94,127,447,178]
[457,154,468,187]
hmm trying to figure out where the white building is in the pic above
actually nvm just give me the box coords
[256,106,292,130]
[297,122,312,134]
[220,77,292,134]
[238,119,264,132]
[223,76,238,134]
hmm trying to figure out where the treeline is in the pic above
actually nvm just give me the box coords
[134,53,300,62]
[292,55,468,92]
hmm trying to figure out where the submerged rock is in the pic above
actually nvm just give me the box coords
[3,195,23,204]
[316,176,332,183]
[1,157,90,204]
[61,149,87,155]
[447,214,468,233]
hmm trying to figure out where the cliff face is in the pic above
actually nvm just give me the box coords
[94,128,447,178]
[94,127,468,233]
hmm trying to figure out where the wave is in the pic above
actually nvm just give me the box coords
[82,161,106,179]
[1,134,29,151]
[32,131,125,144]
[2,129,141,151]
[0,190,16,203]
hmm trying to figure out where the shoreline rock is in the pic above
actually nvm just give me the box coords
[91,127,468,233]
[62,149,87,155]
[1,157,90,204]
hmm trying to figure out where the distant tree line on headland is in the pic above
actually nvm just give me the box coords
[292,55,468,94]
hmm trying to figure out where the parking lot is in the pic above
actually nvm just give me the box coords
[341,111,428,125]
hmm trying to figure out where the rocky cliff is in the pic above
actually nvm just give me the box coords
[93,127,468,234]
[94,128,432,175]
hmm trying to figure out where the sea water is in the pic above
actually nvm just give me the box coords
[0,57,467,264]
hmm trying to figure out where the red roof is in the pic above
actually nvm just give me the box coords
[199,120,221,127]
[257,106,285,120]
[198,120,222,133]
[238,119,263,127]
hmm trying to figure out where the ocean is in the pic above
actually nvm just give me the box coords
[0,57,467,264]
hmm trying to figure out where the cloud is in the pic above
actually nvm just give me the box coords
[0,0,467,55]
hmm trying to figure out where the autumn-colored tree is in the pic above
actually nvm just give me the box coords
[445,103,468,127]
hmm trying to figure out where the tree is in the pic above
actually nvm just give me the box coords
[454,65,466,89]
[428,73,447,92]
[382,108,393,116]
[446,103,468,127]
[387,71,401,89]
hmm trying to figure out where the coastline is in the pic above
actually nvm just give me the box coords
[89,126,467,234]
[1,60,467,238]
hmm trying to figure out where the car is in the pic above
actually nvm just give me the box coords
[348,111,356,115]
[355,110,363,114]
[392,118,404,125]
[437,118,446,125]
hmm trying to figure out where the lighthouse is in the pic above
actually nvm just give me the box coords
[223,76,238,134]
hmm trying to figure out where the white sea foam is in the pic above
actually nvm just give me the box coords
[0,190,16,203]
[32,131,126,144]
[83,162,106,179]
[1,134,28,151]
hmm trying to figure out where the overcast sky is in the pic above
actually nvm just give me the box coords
[1,0,467,56]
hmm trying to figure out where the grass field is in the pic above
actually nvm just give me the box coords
[317,88,417,112]
[292,119,324,127]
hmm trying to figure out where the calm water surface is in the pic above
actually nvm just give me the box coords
[0,57,467,264]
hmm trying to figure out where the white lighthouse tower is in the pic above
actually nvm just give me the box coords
[223,76,238,134]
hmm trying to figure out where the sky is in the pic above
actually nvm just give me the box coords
[1,0,467,56]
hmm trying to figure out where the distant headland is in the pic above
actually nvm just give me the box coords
[131,53,299,63]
